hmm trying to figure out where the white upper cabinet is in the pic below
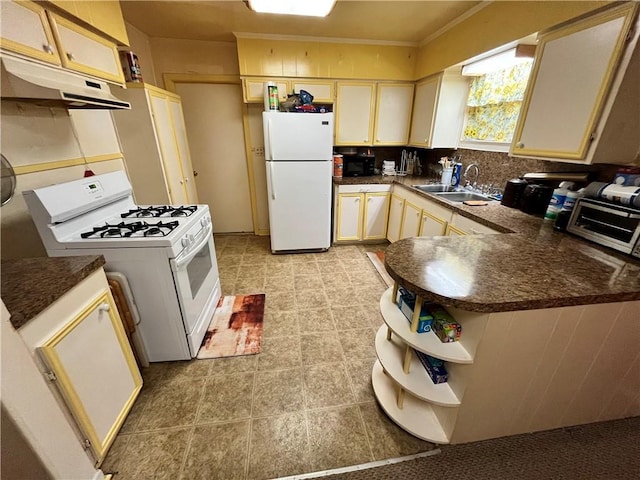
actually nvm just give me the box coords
[335,81,376,145]
[0,0,61,65]
[511,3,639,164]
[373,83,414,145]
[48,11,124,84]
[409,72,469,149]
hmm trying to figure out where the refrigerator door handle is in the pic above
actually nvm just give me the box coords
[267,118,275,160]
[269,161,276,200]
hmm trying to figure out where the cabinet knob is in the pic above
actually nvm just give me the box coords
[43,44,54,54]
[355,197,360,202]
[516,142,524,148]
[98,303,110,312]
[193,170,199,177]
[179,179,184,184]
[184,178,189,183]
[66,52,75,61]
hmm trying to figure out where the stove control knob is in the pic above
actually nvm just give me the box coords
[189,234,195,244]
[182,236,190,248]
[201,218,207,227]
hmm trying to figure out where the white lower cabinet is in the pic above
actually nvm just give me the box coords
[19,269,142,466]
[399,201,421,240]
[386,193,404,243]
[334,184,390,242]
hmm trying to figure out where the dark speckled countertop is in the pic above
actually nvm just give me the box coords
[2,256,105,329]
[334,175,640,312]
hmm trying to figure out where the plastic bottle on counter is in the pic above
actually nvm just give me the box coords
[554,190,581,231]
[544,181,574,221]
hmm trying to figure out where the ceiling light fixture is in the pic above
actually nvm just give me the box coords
[247,0,336,17]
[462,45,536,76]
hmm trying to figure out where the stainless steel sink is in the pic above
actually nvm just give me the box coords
[432,191,492,202]
[412,184,456,193]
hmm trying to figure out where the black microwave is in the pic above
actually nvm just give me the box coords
[343,154,375,177]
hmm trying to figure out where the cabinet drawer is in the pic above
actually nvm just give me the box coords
[338,184,392,194]
[48,11,123,84]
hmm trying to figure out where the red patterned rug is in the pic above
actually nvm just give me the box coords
[196,294,265,359]
[366,251,394,287]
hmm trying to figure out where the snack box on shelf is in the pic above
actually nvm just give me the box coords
[431,307,462,343]
[396,287,434,333]
[415,350,448,384]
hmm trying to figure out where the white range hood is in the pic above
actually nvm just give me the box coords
[0,56,130,110]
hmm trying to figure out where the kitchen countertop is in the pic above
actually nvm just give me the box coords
[1,255,106,329]
[334,175,640,312]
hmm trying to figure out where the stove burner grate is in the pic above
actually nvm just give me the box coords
[80,220,179,239]
[121,205,197,218]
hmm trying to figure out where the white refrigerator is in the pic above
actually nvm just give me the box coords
[263,111,334,252]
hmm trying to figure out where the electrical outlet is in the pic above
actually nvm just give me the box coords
[254,146,265,156]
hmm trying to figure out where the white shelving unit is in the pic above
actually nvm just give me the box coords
[379,287,473,363]
[373,284,479,444]
[375,326,461,406]
[372,361,450,443]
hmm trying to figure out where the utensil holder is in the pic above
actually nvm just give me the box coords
[441,167,453,186]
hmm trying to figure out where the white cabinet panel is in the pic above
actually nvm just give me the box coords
[363,192,390,240]
[374,83,414,145]
[0,0,60,65]
[49,12,123,84]
[387,193,404,243]
[291,79,334,103]
[336,193,363,241]
[419,211,447,237]
[511,3,638,161]
[243,78,290,103]
[335,82,376,145]
[400,201,421,240]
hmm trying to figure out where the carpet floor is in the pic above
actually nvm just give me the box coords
[304,416,640,480]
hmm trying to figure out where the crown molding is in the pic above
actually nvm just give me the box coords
[233,31,417,47]
[419,1,493,47]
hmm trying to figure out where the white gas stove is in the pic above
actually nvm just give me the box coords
[24,171,221,362]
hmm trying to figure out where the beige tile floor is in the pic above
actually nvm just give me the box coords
[102,234,433,480]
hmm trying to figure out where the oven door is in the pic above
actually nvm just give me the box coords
[170,223,221,355]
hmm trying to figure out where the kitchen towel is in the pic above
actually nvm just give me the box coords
[196,294,265,359]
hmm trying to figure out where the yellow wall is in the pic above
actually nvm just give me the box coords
[415,1,612,79]
[149,38,240,89]
[237,38,417,81]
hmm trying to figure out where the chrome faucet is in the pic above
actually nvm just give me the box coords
[463,163,480,189]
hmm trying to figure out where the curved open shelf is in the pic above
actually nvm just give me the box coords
[371,360,450,444]
[375,325,461,407]
[380,287,473,364]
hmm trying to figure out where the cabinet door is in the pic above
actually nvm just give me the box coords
[0,0,61,65]
[48,11,124,84]
[336,193,364,241]
[408,75,440,147]
[291,79,334,103]
[167,97,199,203]
[511,3,637,161]
[148,91,189,204]
[374,83,414,145]
[445,224,467,236]
[83,0,129,45]
[400,201,422,240]
[243,78,290,103]
[387,193,404,243]
[335,82,376,145]
[38,291,142,464]
[419,211,448,237]
[363,192,390,240]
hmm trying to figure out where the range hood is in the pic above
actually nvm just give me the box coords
[0,56,130,110]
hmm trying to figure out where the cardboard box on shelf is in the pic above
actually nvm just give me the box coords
[431,306,462,343]
[396,287,433,333]
[415,350,448,384]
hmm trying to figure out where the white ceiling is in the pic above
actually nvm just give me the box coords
[121,0,483,44]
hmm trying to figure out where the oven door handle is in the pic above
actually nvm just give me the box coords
[174,223,212,269]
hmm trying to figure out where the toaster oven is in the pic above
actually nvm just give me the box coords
[567,197,640,258]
